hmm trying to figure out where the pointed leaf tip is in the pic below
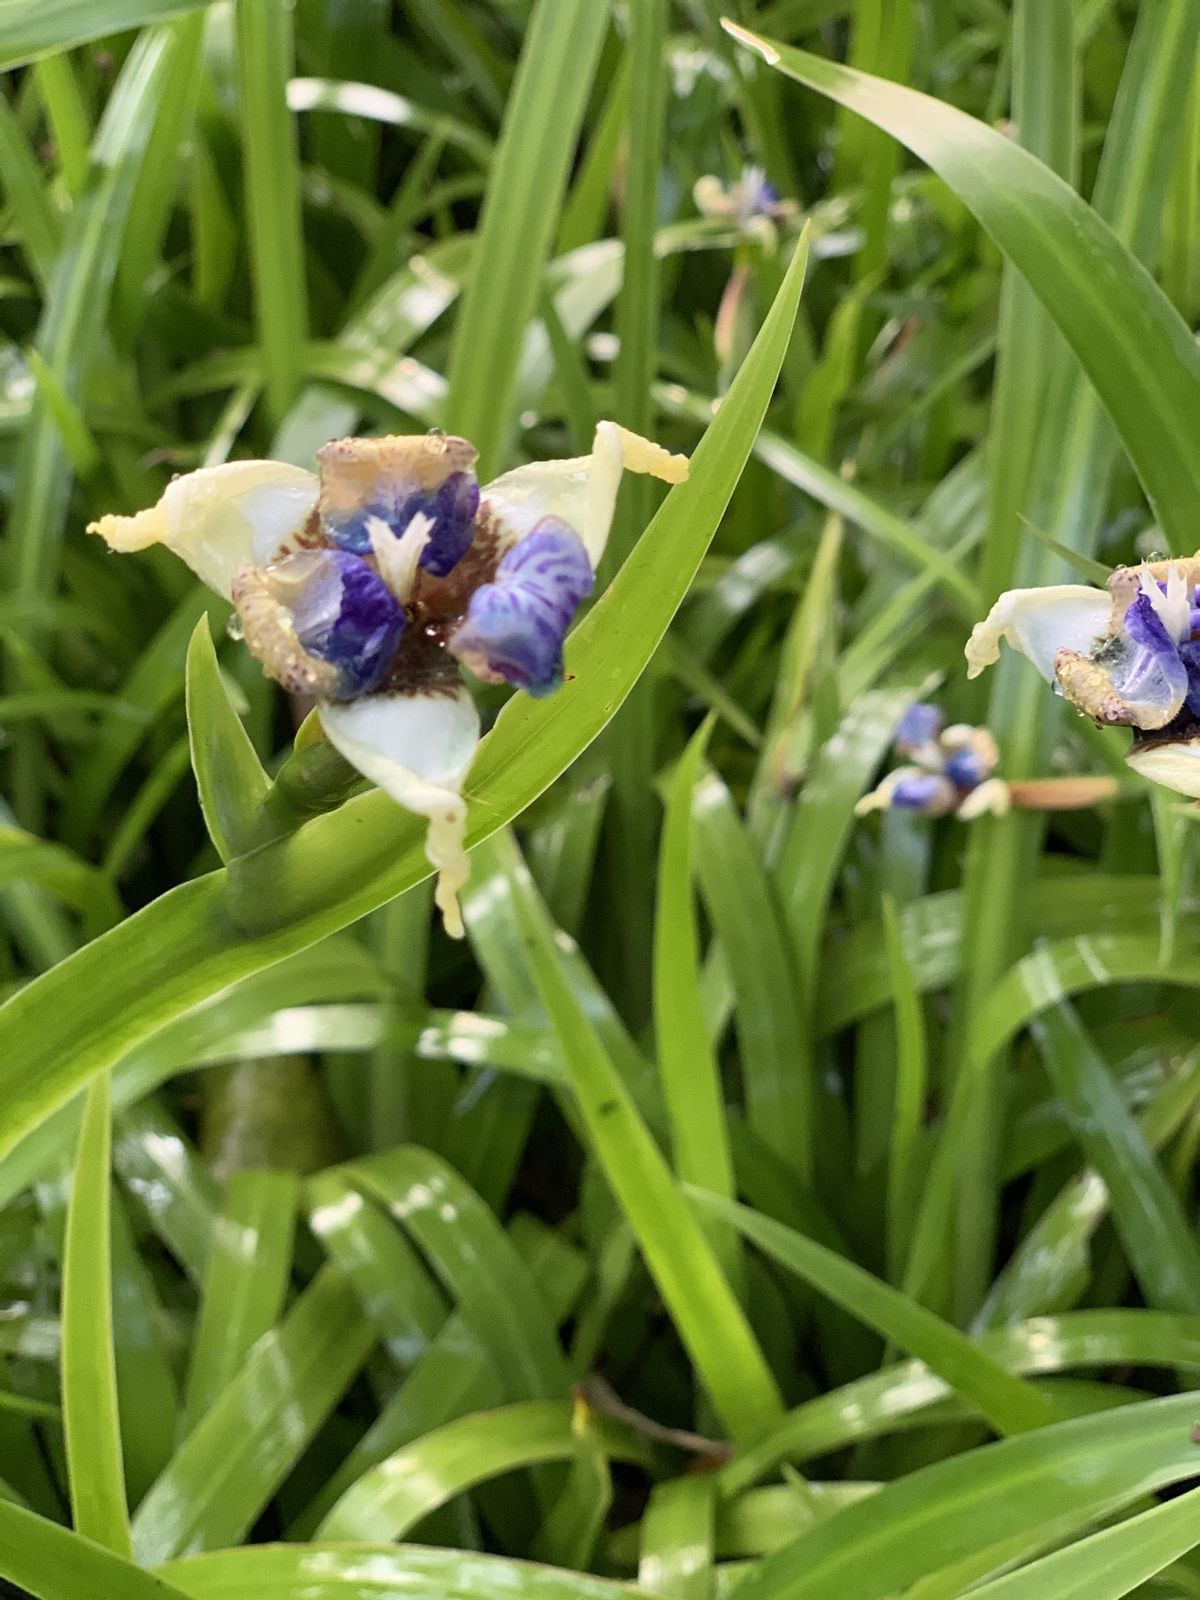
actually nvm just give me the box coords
[721,19,780,64]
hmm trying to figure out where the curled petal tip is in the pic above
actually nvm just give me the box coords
[964,606,1008,678]
[425,797,470,940]
[88,506,165,553]
[955,778,1011,820]
[607,424,689,485]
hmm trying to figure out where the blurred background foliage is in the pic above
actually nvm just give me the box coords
[2,1,1200,1597]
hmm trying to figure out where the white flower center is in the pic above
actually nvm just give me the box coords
[369,509,433,603]
[1138,561,1191,644]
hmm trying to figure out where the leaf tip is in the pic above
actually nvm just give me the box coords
[185,611,216,671]
[720,18,779,65]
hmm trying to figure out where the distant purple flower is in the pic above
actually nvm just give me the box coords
[857,712,1006,819]
[694,165,797,230]
[891,772,956,813]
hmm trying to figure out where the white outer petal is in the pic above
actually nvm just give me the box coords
[480,421,689,569]
[1125,741,1200,800]
[88,462,318,599]
[964,585,1111,682]
[318,688,481,938]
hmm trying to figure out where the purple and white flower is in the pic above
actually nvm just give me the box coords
[856,703,1009,820]
[966,557,1200,799]
[90,424,688,934]
[693,165,797,235]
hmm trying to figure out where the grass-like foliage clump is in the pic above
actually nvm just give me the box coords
[1,3,1200,1599]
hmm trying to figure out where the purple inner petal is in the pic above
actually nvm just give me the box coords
[291,549,406,698]
[448,518,594,696]
[1178,640,1200,716]
[894,702,943,753]
[890,772,950,812]
[1125,590,1176,652]
[1113,591,1190,719]
[943,748,986,791]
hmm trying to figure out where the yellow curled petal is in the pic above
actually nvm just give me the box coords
[480,420,689,570]
[89,505,166,553]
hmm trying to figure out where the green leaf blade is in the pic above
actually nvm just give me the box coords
[62,1074,131,1556]
[728,21,1200,552]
